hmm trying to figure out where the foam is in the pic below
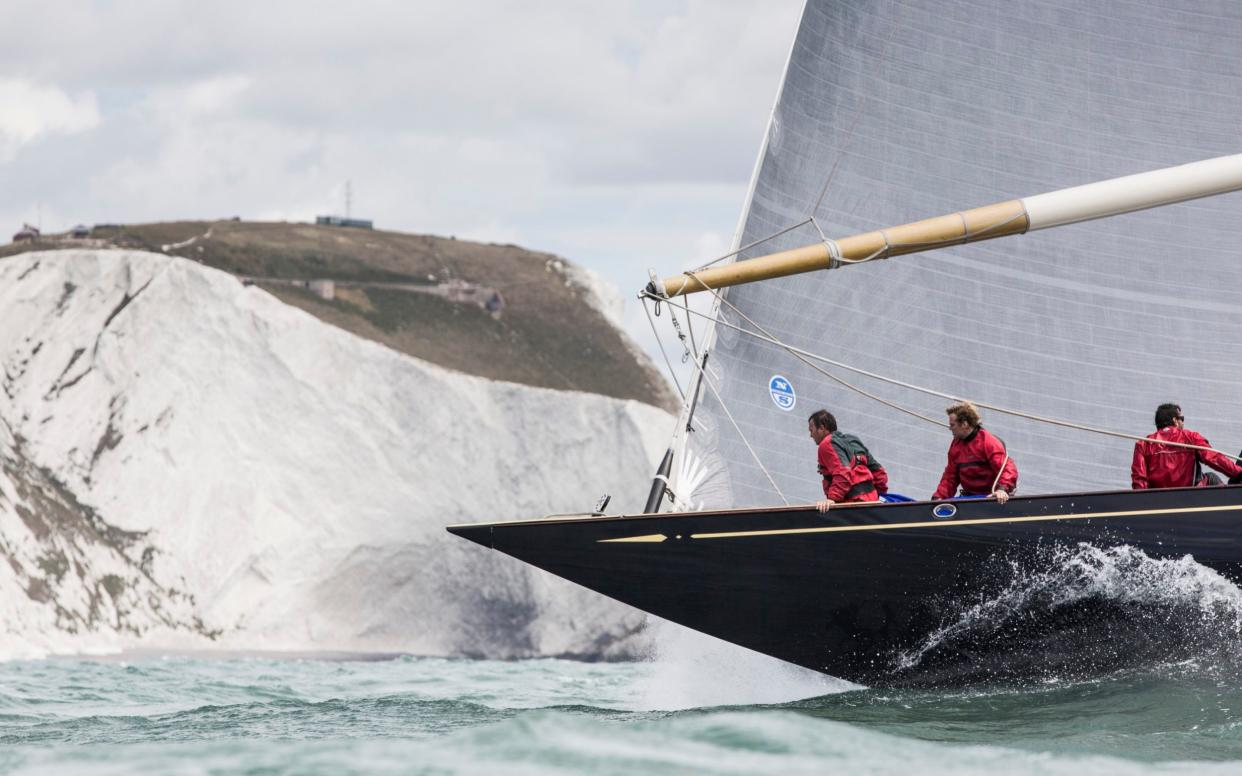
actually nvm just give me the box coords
[897,543,1242,680]
[633,619,855,710]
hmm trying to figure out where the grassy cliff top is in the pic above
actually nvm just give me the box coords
[2,221,678,412]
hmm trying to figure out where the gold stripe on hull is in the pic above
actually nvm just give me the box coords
[686,503,1242,541]
[599,533,669,543]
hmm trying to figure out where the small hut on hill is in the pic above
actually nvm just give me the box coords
[12,224,40,243]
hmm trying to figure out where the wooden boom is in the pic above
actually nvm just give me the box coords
[650,153,1242,298]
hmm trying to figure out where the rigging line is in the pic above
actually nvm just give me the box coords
[678,273,940,427]
[689,91,857,276]
[681,345,790,506]
[810,218,888,266]
[809,102,864,218]
[648,286,1242,464]
[680,293,698,360]
[991,450,1011,495]
[641,297,686,401]
[666,300,694,364]
[690,218,814,272]
[719,304,939,426]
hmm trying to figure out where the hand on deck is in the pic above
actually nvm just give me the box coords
[993,490,1010,504]
[816,499,835,512]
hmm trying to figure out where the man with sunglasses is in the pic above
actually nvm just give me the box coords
[1131,403,1242,489]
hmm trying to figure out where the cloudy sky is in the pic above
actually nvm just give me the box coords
[1,0,804,380]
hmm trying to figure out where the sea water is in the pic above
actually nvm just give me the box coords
[2,653,1242,774]
[6,543,1242,775]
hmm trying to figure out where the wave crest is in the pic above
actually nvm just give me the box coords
[894,544,1242,684]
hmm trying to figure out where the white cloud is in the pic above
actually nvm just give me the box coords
[0,0,804,375]
[691,230,734,269]
[0,78,99,161]
[170,75,252,119]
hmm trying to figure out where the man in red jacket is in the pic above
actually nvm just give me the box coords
[932,402,1018,503]
[1131,403,1242,489]
[808,409,888,512]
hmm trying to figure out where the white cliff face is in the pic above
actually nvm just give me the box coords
[0,250,672,659]
[0,417,207,659]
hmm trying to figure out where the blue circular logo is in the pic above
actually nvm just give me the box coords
[932,503,958,520]
[769,375,796,411]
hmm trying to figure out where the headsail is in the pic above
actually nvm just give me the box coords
[651,0,1242,510]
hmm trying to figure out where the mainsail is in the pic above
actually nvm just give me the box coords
[654,0,1242,511]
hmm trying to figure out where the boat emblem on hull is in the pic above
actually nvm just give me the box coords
[932,503,958,520]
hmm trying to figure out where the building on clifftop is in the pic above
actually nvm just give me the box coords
[12,224,40,243]
[315,215,373,229]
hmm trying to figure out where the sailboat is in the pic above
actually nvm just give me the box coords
[449,0,1242,685]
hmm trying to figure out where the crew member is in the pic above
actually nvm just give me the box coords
[808,409,889,512]
[1131,403,1242,489]
[932,402,1018,503]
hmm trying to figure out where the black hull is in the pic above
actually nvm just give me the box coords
[447,487,1242,686]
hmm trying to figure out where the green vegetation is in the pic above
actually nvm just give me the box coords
[101,574,126,600]
[37,550,69,583]
[0,221,677,410]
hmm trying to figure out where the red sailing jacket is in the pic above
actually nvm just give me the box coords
[1131,426,1242,489]
[817,432,885,503]
[932,427,1018,500]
